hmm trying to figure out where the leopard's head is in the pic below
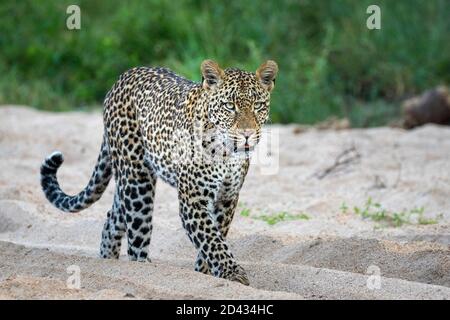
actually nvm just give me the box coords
[201,59,278,153]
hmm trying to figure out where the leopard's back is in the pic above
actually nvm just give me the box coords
[103,67,200,185]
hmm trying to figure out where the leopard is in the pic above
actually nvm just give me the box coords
[40,59,278,285]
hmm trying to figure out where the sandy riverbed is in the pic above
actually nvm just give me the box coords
[0,106,449,299]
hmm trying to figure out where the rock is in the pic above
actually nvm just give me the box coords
[402,86,450,129]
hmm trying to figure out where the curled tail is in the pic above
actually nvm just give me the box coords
[40,137,112,213]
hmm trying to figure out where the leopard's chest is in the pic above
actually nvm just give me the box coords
[143,151,178,187]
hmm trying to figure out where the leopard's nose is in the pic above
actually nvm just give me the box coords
[241,129,255,140]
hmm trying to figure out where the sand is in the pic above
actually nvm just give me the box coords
[0,105,449,300]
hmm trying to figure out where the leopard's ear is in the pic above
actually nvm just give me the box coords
[256,60,278,92]
[201,60,225,90]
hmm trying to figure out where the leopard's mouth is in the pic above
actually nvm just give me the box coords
[234,143,255,153]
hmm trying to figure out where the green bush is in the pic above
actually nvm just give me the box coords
[0,0,448,125]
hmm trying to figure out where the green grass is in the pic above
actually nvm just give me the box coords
[239,207,251,217]
[0,0,449,125]
[240,206,310,225]
[255,212,310,225]
[342,198,443,227]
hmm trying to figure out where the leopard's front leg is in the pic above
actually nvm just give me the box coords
[194,197,239,275]
[194,159,250,279]
[177,167,249,285]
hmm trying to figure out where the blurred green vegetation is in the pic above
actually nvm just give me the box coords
[0,0,448,126]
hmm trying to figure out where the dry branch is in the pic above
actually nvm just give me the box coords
[313,145,361,179]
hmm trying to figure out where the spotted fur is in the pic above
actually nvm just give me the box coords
[40,60,278,285]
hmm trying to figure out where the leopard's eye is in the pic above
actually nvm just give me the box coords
[221,101,235,113]
[254,101,267,112]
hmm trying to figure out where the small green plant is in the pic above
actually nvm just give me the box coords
[255,211,310,226]
[240,208,251,217]
[350,197,442,228]
[239,206,310,226]
[340,202,349,214]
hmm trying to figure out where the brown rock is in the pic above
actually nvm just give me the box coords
[402,86,450,129]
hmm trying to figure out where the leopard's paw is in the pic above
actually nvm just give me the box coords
[222,265,250,286]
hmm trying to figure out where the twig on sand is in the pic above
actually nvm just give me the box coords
[313,144,361,179]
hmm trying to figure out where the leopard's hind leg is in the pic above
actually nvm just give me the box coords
[100,187,125,259]
[118,166,157,262]
[99,161,156,261]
